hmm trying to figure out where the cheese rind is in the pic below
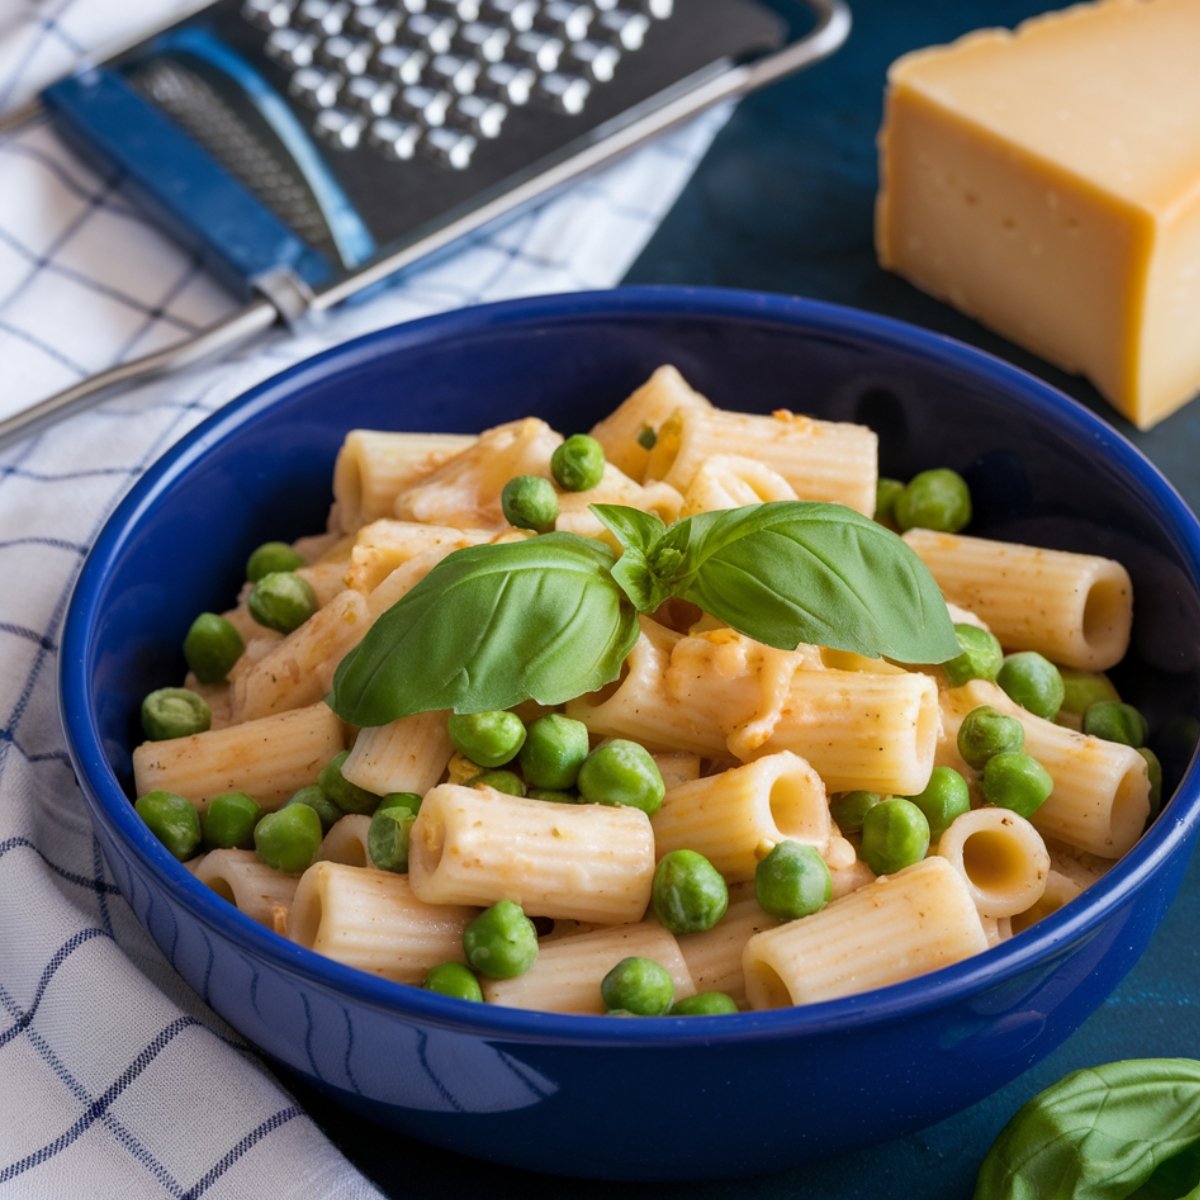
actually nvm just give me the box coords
[876,0,1200,429]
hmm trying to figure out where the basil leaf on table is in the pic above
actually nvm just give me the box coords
[330,533,639,726]
[975,1058,1200,1200]
[665,501,959,663]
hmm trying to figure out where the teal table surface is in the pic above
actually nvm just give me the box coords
[292,3,1200,1193]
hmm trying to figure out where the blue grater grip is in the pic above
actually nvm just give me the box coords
[43,68,331,297]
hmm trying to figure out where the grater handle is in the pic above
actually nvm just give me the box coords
[0,298,278,454]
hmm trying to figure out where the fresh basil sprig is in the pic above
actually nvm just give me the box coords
[593,500,958,664]
[330,533,639,726]
[975,1058,1200,1199]
[330,501,958,726]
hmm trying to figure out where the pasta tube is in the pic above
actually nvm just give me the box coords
[936,807,1050,919]
[742,856,989,1008]
[484,921,695,1014]
[344,519,488,594]
[903,529,1133,670]
[645,406,877,515]
[192,849,299,927]
[341,709,454,798]
[394,418,561,529]
[676,890,778,1007]
[332,430,474,531]
[652,751,830,882]
[679,454,797,517]
[587,364,712,481]
[288,861,473,983]
[132,702,344,810]
[408,784,655,923]
[315,814,372,868]
[229,589,371,723]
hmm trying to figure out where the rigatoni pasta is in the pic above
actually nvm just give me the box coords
[644,405,878,515]
[742,856,990,1007]
[408,783,656,923]
[133,701,344,810]
[902,528,1133,670]
[288,861,474,983]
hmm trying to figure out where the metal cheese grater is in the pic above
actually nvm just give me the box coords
[0,0,850,447]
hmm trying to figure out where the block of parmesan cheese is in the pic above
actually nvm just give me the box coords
[876,0,1200,429]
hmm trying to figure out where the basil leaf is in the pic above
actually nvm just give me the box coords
[671,501,959,663]
[591,503,673,613]
[975,1058,1200,1200]
[329,533,639,725]
[590,503,666,556]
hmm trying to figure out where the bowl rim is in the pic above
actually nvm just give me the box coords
[61,284,1200,1046]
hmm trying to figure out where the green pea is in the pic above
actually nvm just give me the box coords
[1059,668,1121,715]
[203,790,262,850]
[424,962,483,1002]
[246,540,304,583]
[997,651,1065,721]
[874,477,905,525]
[1139,747,1163,819]
[652,849,729,935]
[577,739,665,815]
[528,788,577,803]
[829,790,881,833]
[981,750,1054,818]
[893,467,972,534]
[463,900,539,979]
[943,624,1004,688]
[637,426,658,451]
[141,687,211,741]
[379,792,423,816]
[957,705,1025,770]
[182,612,244,684]
[318,750,380,815]
[368,807,416,872]
[254,803,323,873]
[905,766,971,839]
[136,790,202,861]
[754,841,832,920]
[448,710,527,768]
[501,475,559,533]
[247,571,317,633]
[860,798,930,876]
[472,769,526,797]
[518,713,590,790]
[600,956,674,1016]
[284,784,341,833]
[1083,700,1149,748]
[670,992,739,1016]
[551,434,606,492]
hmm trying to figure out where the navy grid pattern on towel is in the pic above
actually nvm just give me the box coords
[0,4,728,1196]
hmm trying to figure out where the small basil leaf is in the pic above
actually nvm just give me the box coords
[673,501,959,664]
[609,551,670,614]
[591,503,675,613]
[974,1058,1200,1200]
[330,533,639,725]
[590,503,666,556]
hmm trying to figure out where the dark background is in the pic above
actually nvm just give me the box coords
[292,3,1200,1194]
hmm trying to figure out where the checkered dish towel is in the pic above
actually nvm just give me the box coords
[0,5,728,1196]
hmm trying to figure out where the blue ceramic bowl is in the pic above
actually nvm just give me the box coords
[61,288,1200,1180]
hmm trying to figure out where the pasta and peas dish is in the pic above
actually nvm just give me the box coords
[129,365,1155,1016]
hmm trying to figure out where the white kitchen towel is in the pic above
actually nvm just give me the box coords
[0,3,728,1196]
